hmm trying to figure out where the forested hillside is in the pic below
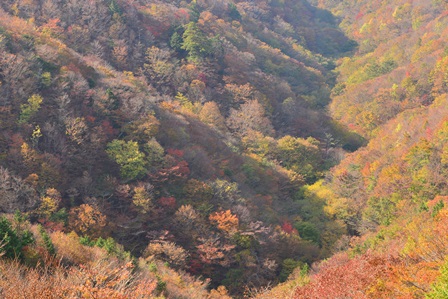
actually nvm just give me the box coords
[6,0,448,297]
[258,0,448,298]
[0,0,365,297]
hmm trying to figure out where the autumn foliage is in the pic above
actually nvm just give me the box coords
[5,0,448,296]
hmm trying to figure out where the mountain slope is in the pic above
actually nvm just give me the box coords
[314,0,448,137]
[258,0,448,298]
[0,0,363,296]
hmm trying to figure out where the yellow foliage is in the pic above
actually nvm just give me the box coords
[51,231,105,265]
[39,197,58,218]
[20,142,38,167]
[132,185,152,213]
[199,101,227,131]
[209,286,232,299]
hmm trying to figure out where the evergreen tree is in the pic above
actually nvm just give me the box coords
[38,225,55,256]
[181,22,211,62]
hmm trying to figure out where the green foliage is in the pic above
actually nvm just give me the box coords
[170,31,184,51]
[294,222,320,245]
[109,0,122,16]
[181,22,212,62]
[95,237,131,260]
[365,59,397,78]
[19,94,43,124]
[406,139,432,170]
[432,200,445,218]
[95,237,118,254]
[222,268,244,293]
[224,168,233,177]
[105,88,119,110]
[210,179,242,203]
[79,235,130,260]
[233,233,255,249]
[79,235,95,247]
[41,72,52,87]
[149,262,158,273]
[38,225,55,256]
[144,138,164,168]
[156,275,167,293]
[49,208,68,225]
[13,210,26,224]
[427,258,448,299]
[277,136,322,184]
[228,3,241,20]
[0,217,33,260]
[241,161,261,187]
[188,2,200,23]
[279,258,302,282]
[364,196,398,226]
[300,263,310,276]
[175,92,194,111]
[197,202,214,214]
[106,139,147,181]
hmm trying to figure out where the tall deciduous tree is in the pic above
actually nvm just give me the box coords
[226,100,274,137]
[106,140,146,181]
[69,204,107,238]
[209,210,239,235]
[19,94,42,124]
[199,101,226,131]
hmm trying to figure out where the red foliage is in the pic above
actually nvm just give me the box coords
[294,252,392,299]
[167,148,184,158]
[361,162,371,177]
[85,115,96,123]
[10,133,24,148]
[65,63,81,74]
[425,127,432,139]
[150,160,190,183]
[158,197,176,209]
[41,18,64,36]
[101,120,117,138]
[188,258,203,275]
[281,221,294,234]
[197,72,207,83]
[355,11,364,20]
[174,8,190,22]
[172,160,190,176]
[84,89,95,99]
[143,24,164,37]
[38,219,65,232]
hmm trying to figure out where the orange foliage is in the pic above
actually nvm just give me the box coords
[209,210,239,234]
[0,257,157,299]
[51,231,104,265]
[196,237,235,266]
[69,204,107,238]
[67,260,156,299]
